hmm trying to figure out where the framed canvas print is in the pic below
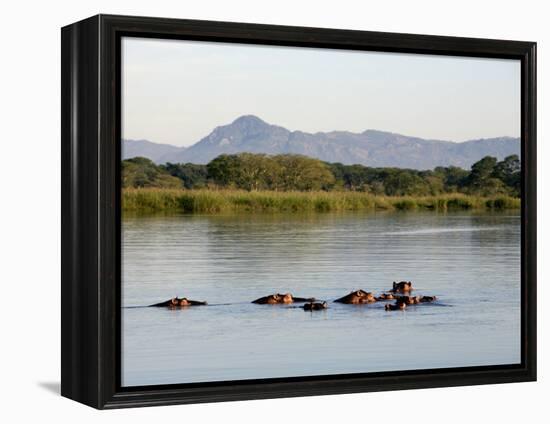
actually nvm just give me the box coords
[61,14,536,409]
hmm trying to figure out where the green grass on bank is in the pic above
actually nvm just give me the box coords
[122,188,520,213]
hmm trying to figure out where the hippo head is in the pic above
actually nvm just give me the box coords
[392,281,413,293]
[178,298,190,306]
[170,298,179,306]
[304,301,328,311]
[280,293,293,304]
[265,294,280,304]
[385,302,407,311]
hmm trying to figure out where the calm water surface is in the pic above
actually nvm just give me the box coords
[122,211,521,386]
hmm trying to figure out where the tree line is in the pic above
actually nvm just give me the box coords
[122,153,520,197]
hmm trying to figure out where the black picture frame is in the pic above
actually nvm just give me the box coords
[61,14,537,409]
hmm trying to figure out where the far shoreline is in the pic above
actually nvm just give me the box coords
[122,188,520,214]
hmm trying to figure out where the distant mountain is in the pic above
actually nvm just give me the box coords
[123,115,520,170]
[122,139,184,163]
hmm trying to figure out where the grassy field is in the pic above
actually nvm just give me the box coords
[122,188,521,213]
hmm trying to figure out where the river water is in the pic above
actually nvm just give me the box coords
[122,211,521,386]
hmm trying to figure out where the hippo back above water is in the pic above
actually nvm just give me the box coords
[395,294,437,305]
[334,290,377,304]
[150,297,207,307]
[252,293,316,304]
[376,293,396,301]
[303,301,328,311]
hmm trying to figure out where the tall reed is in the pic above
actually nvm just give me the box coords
[122,188,520,213]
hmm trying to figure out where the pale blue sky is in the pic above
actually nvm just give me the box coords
[122,37,520,147]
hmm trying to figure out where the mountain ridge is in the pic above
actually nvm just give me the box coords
[122,139,185,163]
[124,115,520,170]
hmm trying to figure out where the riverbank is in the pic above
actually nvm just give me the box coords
[122,188,520,213]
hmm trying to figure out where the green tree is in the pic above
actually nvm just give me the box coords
[207,154,242,187]
[123,151,521,199]
[273,154,335,191]
[436,166,469,192]
[369,180,386,195]
[206,153,284,191]
[384,171,429,196]
[492,155,521,195]
[122,157,181,188]
[432,156,519,197]
[477,177,508,196]
[424,175,445,195]
[236,153,277,191]
[468,156,497,185]
[162,163,208,189]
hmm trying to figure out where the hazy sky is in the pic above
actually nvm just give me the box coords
[122,37,521,147]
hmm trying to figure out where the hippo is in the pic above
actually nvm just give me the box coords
[376,293,396,301]
[418,295,437,303]
[303,301,328,311]
[149,297,207,307]
[385,302,407,311]
[395,295,421,305]
[252,293,316,305]
[334,290,377,304]
[390,281,413,293]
